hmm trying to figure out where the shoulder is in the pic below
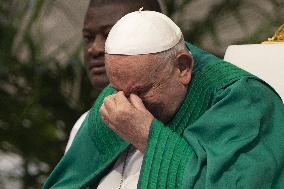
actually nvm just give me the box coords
[213,77,282,106]
[187,77,284,147]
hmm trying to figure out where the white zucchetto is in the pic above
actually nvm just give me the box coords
[105,10,182,55]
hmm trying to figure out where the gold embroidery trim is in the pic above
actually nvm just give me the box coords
[262,24,284,43]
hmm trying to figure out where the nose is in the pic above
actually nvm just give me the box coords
[87,35,105,57]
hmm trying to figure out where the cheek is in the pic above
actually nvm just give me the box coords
[105,65,114,81]
[142,93,165,113]
[83,45,90,61]
[143,100,165,119]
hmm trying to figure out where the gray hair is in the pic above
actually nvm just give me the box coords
[154,36,189,64]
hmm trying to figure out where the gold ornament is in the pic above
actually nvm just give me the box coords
[262,24,284,43]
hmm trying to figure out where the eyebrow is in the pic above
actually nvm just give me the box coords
[129,84,153,94]
[82,24,113,33]
[110,85,139,94]
[110,83,153,95]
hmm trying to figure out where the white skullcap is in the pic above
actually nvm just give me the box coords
[105,10,182,55]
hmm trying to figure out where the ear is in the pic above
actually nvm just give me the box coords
[175,52,193,85]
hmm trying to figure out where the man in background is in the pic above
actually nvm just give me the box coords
[65,0,162,151]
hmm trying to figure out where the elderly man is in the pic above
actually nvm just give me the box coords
[44,11,284,189]
[65,0,161,152]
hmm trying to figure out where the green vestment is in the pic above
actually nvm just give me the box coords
[43,43,284,189]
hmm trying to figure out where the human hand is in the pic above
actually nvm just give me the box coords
[99,91,154,153]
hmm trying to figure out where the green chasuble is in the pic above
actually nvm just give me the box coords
[43,43,284,189]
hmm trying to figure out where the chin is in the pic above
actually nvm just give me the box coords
[91,82,109,92]
[90,76,109,92]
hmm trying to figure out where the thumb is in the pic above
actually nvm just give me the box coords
[129,94,147,111]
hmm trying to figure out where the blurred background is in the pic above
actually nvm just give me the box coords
[0,0,283,188]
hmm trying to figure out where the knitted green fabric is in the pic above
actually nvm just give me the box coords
[43,43,284,189]
[138,43,252,189]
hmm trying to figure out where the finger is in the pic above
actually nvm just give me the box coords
[115,91,131,106]
[103,96,116,112]
[129,93,147,111]
[99,104,110,124]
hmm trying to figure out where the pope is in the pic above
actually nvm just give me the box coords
[65,0,162,152]
[43,11,284,189]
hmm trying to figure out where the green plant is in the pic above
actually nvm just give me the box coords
[0,0,96,188]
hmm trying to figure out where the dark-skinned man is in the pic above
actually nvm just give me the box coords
[65,0,162,152]
[44,10,284,189]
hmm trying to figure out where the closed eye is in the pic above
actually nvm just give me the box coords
[133,85,153,97]
[83,34,96,44]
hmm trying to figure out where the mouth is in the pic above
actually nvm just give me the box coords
[88,60,106,74]
[90,65,105,74]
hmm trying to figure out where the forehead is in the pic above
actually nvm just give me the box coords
[83,3,140,32]
[106,54,157,73]
[105,54,159,91]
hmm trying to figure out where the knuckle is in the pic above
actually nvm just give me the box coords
[120,114,128,122]
[99,106,104,113]
[104,96,110,102]
[111,113,118,121]
[117,109,130,121]
[117,106,128,115]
